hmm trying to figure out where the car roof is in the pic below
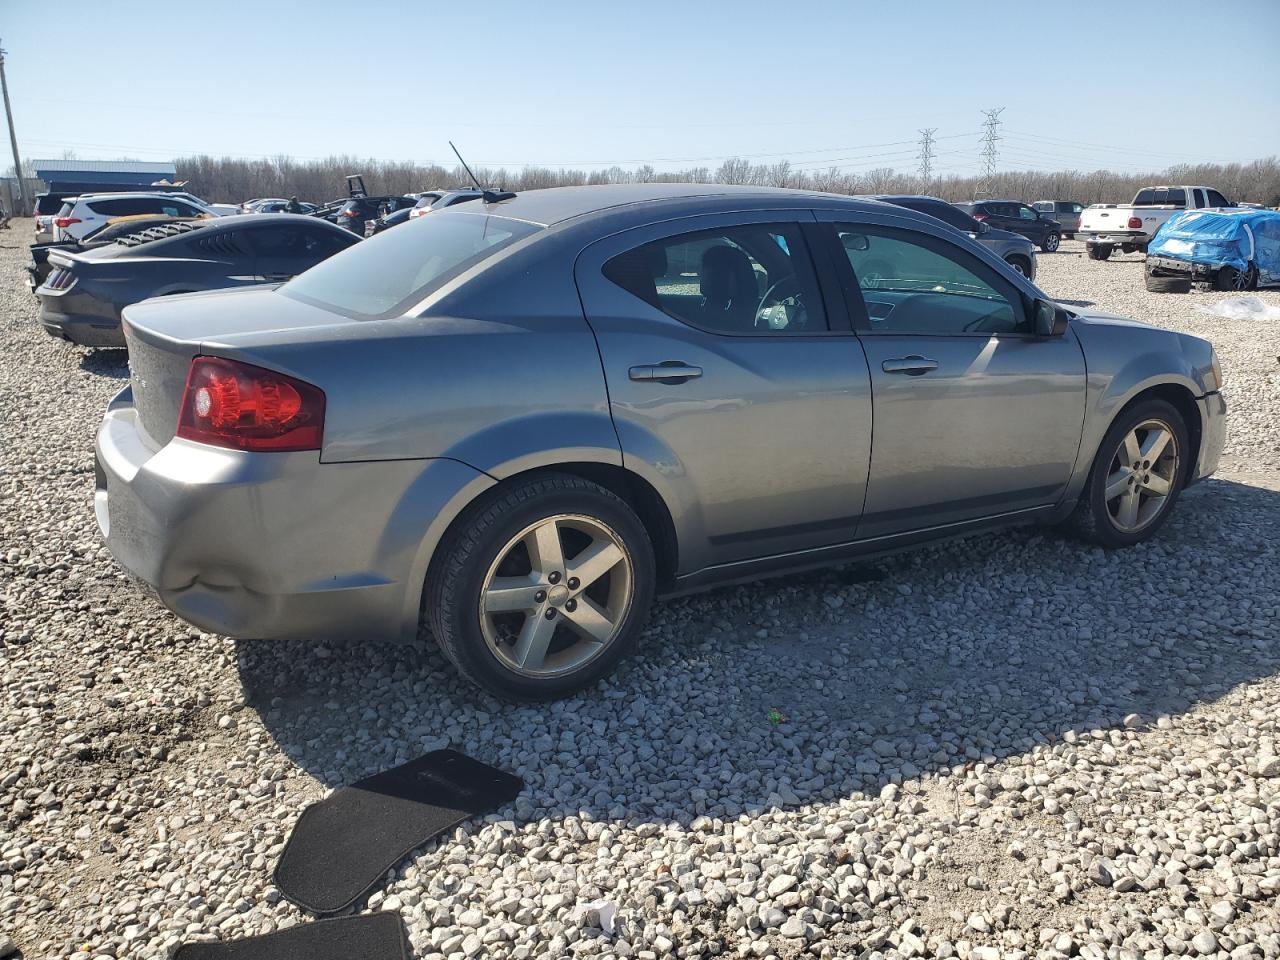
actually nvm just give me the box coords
[453,183,900,227]
[72,191,200,203]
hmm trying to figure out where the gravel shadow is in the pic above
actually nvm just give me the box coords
[237,475,1279,830]
[79,348,129,378]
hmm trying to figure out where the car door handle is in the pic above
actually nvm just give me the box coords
[882,356,938,376]
[629,363,703,383]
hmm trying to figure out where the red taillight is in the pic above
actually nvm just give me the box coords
[176,356,325,452]
[972,213,987,221]
[54,217,81,229]
[1127,216,1142,229]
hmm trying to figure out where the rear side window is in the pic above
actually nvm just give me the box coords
[604,223,827,335]
[281,210,540,320]
[894,199,977,232]
[89,197,199,218]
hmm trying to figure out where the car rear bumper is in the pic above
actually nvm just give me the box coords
[1193,391,1227,484]
[94,387,494,644]
[40,303,126,347]
[1080,230,1148,245]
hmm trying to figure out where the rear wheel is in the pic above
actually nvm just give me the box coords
[1087,244,1113,261]
[424,474,655,700]
[1215,264,1257,292]
[1144,263,1192,293]
[1041,232,1061,253]
[1069,399,1188,548]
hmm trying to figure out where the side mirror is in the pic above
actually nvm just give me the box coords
[843,233,870,252]
[1033,299,1070,337]
[975,220,991,235]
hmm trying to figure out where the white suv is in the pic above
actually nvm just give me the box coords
[52,193,229,241]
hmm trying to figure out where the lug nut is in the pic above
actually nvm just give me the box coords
[535,590,547,603]
[544,609,556,620]
[565,599,577,612]
[567,577,580,590]
[548,571,562,584]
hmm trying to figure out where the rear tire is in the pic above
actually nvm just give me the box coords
[1087,244,1113,261]
[1144,264,1192,293]
[424,473,655,700]
[1068,398,1189,548]
[1041,232,1061,253]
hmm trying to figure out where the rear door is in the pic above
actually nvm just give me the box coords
[815,210,1086,539]
[575,210,874,574]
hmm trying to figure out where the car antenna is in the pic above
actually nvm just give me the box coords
[449,140,516,204]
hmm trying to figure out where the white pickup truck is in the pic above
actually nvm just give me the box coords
[1079,185,1236,260]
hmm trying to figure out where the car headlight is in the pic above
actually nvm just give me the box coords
[1207,349,1224,391]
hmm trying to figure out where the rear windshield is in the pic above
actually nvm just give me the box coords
[1134,188,1186,207]
[280,209,541,320]
[37,195,66,215]
[414,193,443,208]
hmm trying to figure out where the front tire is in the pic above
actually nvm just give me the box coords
[1215,264,1257,292]
[1041,232,1061,253]
[1069,399,1189,548]
[1005,254,1031,278]
[424,474,655,700]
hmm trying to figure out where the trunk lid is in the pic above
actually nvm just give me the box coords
[123,286,352,447]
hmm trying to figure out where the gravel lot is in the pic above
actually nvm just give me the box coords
[2,229,1278,960]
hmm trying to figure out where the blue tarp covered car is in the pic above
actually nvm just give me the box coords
[1146,208,1280,292]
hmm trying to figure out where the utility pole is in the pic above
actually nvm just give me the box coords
[0,40,27,216]
[917,128,936,190]
[976,107,1004,199]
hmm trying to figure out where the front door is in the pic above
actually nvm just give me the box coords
[819,215,1086,539]
[575,212,873,574]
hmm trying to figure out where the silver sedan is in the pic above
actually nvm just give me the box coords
[95,184,1227,699]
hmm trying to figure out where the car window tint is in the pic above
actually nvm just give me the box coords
[897,199,975,232]
[603,223,827,335]
[834,225,1025,336]
[1018,205,1037,220]
[1205,190,1231,208]
[281,209,540,320]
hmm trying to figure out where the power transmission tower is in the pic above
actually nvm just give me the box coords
[976,107,1004,199]
[917,128,936,189]
[0,41,26,217]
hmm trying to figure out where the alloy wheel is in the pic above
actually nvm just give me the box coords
[1104,419,1180,533]
[478,514,634,678]
[1044,233,1060,252]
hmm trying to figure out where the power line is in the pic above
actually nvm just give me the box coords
[976,107,1005,198]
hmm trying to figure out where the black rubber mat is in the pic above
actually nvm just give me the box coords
[174,912,408,960]
[275,749,523,914]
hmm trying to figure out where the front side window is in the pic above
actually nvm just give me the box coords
[603,223,827,335]
[1206,189,1231,208]
[834,225,1025,336]
[281,209,540,320]
[1018,205,1037,220]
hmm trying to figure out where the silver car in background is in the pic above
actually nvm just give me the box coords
[95,184,1227,699]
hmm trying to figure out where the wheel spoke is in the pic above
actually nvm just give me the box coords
[1144,473,1171,496]
[1140,428,1171,464]
[562,595,615,643]
[525,520,564,576]
[1122,431,1142,467]
[511,611,558,670]
[1105,468,1131,502]
[1117,489,1141,528]
[483,576,542,613]
[568,539,624,592]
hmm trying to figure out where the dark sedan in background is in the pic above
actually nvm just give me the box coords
[955,199,1063,252]
[37,214,358,347]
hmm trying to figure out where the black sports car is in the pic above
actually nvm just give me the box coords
[37,214,358,347]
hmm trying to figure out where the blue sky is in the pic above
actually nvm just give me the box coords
[5,0,1279,176]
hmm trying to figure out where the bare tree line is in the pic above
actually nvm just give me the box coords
[170,154,1280,207]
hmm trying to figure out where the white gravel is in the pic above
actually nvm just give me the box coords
[2,230,1278,960]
